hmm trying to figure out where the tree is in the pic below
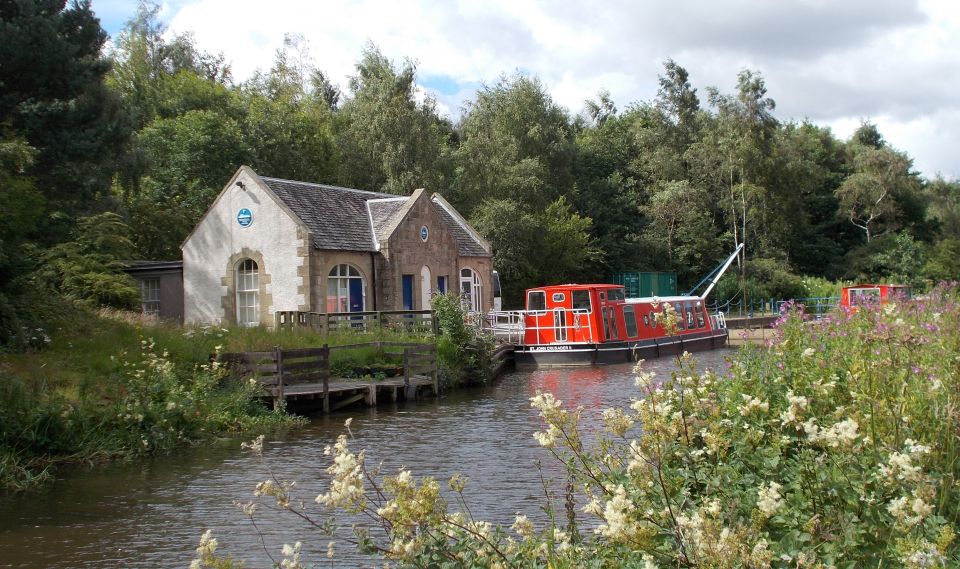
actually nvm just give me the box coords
[242,34,337,182]
[130,109,250,258]
[836,144,914,242]
[454,74,575,215]
[0,0,129,225]
[470,197,598,307]
[335,44,452,195]
[39,212,140,308]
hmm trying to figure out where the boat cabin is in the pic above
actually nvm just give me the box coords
[839,284,911,310]
[522,284,713,347]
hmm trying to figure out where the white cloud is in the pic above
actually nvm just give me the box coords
[125,0,960,179]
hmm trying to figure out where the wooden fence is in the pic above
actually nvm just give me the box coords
[275,310,438,335]
[222,342,437,412]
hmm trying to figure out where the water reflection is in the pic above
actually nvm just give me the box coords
[0,350,733,568]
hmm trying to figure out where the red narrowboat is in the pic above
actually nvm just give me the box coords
[839,284,911,310]
[506,283,728,369]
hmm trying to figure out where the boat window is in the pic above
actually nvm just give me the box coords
[674,303,685,329]
[528,290,546,312]
[572,290,591,311]
[686,303,695,328]
[608,289,625,302]
[601,306,610,341]
[608,307,618,340]
[849,287,880,306]
[599,291,606,301]
[643,313,650,327]
[696,305,705,328]
[623,306,639,337]
[552,292,566,303]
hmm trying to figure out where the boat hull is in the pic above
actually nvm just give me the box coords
[513,329,728,370]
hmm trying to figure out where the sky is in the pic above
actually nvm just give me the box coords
[93,0,959,181]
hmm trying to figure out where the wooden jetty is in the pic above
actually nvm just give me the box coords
[222,342,439,412]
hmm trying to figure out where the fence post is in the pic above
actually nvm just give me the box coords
[430,344,439,394]
[431,310,439,336]
[322,343,330,413]
[273,345,284,411]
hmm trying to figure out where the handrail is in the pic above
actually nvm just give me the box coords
[486,308,593,344]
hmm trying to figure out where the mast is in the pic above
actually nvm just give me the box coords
[686,243,744,299]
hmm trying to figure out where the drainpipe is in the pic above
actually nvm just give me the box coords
[370,252,378,311]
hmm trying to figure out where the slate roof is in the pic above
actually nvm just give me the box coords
[263,177,393,251]
[432,198,491,256]
[367,198,407,248]
[260,175,490,257]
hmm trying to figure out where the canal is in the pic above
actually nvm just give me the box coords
[0,349,734,568]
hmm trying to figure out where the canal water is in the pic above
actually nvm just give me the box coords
[0,350,734,568]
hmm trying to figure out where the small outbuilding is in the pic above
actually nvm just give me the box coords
[181,166,494,326]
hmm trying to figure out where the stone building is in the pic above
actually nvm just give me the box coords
[181,166,494,326]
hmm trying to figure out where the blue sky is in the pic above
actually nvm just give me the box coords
[92,0,959,181]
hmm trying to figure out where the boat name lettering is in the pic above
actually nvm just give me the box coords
[532,345,572,351]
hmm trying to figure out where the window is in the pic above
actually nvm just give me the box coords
[528,290,546,312]
[236,260,259,327]
[327,264,364,313]
[572,290,591,311]
[850,287,880,306]
[696,304,705,328]
[608,289,625,302]
[674,303,685,329]
[623,306,639,337]
[437,275,448,295]
[686,302,695,328]
[607,307,618,340]
[141,278,160,316]
[643,313,651,327]
[460,268,482,313]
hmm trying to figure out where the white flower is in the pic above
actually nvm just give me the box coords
[511,514,535,538]
[780,390,808,424]
[757,482,785,517]
[596,485,637,540]
[802,347,815,358]
[738,395,769,416]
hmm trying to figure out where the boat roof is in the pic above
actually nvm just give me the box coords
[843,284,910,290]
[525,283,624,292]
[626,295,703,304]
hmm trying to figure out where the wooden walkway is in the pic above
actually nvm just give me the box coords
[222,342,439,413]
[281,375,438,411]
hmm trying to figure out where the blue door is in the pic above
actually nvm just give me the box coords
[402,275,414,310]
[349,278,363,312]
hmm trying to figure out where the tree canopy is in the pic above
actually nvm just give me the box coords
[1,0,956,345]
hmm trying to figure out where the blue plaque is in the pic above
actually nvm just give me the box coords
[237,208,253,227]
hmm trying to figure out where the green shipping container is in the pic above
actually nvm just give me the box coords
[611,271,677,298]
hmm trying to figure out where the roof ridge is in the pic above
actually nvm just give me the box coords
[261,176,396,199]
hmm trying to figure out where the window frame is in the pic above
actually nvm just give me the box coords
[236,259,260,327]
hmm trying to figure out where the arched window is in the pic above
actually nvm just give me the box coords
[327,264,365,313]
[459,268,482,313]
[236,259,259,327]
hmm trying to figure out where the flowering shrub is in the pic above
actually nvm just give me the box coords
[107,337,290,453]
[205,283,959,567]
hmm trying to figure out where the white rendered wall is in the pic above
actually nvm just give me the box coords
[182,169,308,325]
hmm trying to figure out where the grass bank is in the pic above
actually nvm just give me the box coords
[0,304,440,492]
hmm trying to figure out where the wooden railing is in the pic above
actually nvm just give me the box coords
[275,310,438,335]
[221,345,331,410]
[221,342,438,412]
